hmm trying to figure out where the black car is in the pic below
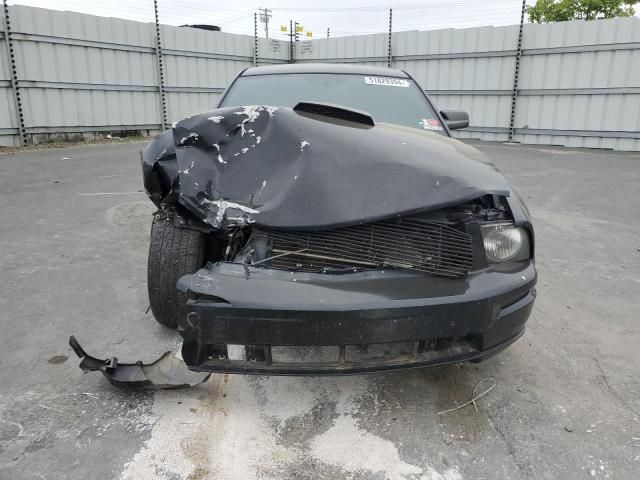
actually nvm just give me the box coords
[72,64,537,384]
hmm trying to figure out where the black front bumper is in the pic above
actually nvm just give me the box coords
[177,261,537,375]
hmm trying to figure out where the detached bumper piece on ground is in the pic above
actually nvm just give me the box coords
[69,336,210,389]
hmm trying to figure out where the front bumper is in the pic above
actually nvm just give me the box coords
[176,260,537,375]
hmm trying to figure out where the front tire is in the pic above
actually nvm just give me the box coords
[147,213,205,328]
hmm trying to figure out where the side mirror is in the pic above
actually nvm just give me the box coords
[440,110,469,130]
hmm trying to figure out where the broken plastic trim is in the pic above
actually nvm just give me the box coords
[69,336,210,389]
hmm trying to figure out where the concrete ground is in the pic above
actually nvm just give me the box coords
[0,140,638,480]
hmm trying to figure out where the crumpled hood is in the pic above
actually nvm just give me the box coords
[142,105,511,230]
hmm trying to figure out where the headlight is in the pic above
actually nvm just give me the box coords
[480,222,530,263]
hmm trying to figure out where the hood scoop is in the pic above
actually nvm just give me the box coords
[294,101,375,127]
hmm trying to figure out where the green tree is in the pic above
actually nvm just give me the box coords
[526,0,636,23]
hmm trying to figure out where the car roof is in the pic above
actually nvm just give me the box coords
[241,63,410,78]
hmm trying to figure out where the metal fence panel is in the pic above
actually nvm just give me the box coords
[295,33,389,64]
[7,5,161,141]
[289,18,639,150]
[514,17,640,150]
[395,25,520,141]
[0,6,291,143]
[293,25,520,142]
[257,37,290,64]
[160,27,256,121]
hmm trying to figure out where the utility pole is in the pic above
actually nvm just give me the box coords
[258,7,271,38]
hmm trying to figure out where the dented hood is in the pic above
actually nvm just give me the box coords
[142,105,510,230]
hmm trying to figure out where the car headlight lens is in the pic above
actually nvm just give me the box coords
[480,222,530,263]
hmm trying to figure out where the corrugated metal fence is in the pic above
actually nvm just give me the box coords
[296,18,640,151]
[0,5,288,146]
[1,5,639,150]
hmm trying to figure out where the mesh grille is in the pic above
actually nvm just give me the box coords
[253,218,473,277]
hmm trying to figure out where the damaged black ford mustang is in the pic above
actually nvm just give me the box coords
[71,64,537,385]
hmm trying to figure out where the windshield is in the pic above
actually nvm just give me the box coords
[219,73,446,134]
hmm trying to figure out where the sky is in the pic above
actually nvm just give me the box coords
[11,1,640,38]
[11,0,533,38]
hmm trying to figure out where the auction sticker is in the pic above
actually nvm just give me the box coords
[364,76,410,87]
[419,118,444,131]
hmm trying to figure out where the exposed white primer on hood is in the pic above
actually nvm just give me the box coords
[212,143,225,164]
[178,132,199,145]
[265,106,278,117]
[234,105,264,136]
[200,199,260,224]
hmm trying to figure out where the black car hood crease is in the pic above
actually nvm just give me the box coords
[142,105,511,230]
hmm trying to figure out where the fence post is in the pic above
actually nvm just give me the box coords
[2,0,26,146]
[386,8,393,68]
[253,12,258,66]
[507,0,526,142]
[153,0,168,130]
[289,20,293,63]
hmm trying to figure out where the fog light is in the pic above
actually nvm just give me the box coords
[480,222,529,263]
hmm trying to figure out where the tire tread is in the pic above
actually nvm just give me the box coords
[147,214,204,328]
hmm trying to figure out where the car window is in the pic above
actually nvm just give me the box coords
[219,73,446,134]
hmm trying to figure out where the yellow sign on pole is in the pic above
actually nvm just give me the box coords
[295,24,304,32]
[306,31,313,37]
[280,25,288,32]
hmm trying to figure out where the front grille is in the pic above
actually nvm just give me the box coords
[252,217,473,278]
